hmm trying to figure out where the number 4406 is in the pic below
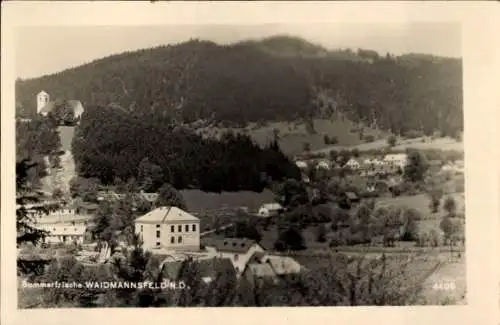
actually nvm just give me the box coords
[432,281,456,291]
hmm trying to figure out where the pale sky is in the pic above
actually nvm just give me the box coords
[16,23,461,80]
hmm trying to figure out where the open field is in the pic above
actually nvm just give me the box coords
[376,193,465,233]
[311,136,463,155]
[180,188,276,213]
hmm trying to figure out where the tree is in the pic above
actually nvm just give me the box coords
[439,217,463,258]
[315,224,327,243]
[428,188,443,213]
[302,142,311,152]
[52,188,64,200]
[404,150,428,183]
[227,220,262,242]
[16,159,59,246]
[155,183,188,210]
[387,135,397,147]
[443,196,457,217]
[274,226,306,251]
[137,157,164,192]
[277,179,310,208]
[323,134,330,145]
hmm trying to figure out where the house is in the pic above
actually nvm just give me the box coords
[344,192,360,203]
[383,153,408,170]
[257,203,284,218]
[243,253,303,285]
[135,206,200,252]
[344,158,361,170]
[204,238,265,274]
[36,91,85,121]
[295,160,308,169]
[139,191,159,204]
[315,160,331,170]
[35,223,87,245]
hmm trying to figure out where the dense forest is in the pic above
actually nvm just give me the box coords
[16,118,61,187]
[16,36,463,137]
[71,105,301,191]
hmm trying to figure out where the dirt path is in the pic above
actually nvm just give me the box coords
[40,126,77,196]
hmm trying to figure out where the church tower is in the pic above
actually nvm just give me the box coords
[36,90,50,114]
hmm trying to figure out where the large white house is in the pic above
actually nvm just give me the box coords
[36,223,87,245]
[135,206,200,252]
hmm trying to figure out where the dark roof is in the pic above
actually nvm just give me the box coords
[209,238,257,253]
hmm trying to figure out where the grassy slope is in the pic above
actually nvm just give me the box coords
[196,117,388,156]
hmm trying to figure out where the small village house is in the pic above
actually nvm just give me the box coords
[295,160,308,170]
[135,206,200,252]
[344,158,361,170]
[160,257,237,284]
[204,238,265,274]
[315,160,331,170]
[383,153,408,170]
[257,202,284,218]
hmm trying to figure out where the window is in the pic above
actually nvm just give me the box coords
[192,224,196,232]
[171,225,175,232]
[156,230,161,238]
[156,242,160,246]
[170,237,175,244]
[156,224,160,228]
[185,225,189,232]
[178,225,182,232]
[234,254,239,261]
[177,236,182,243]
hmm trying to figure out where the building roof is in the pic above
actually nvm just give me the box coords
[135,206,199,224]
[384,153,407,161]
[295,161,308,168]
[265,255,302,275]
[140,192,159,203]
[35,224,87,236]
[207,238,258,253]
[259,203,283,211]
[345,192,358,200]
[245,263,276,278]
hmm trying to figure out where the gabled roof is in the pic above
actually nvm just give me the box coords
[265,255,302,275]
[207,238,258,253]
[245,263,276,278]
[260,202,283,211]
[135,206,199,224]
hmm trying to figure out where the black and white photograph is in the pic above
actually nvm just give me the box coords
[2,2,499,325]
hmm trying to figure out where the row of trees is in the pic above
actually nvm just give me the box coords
[16,37,462,137]
[71,105,301,191]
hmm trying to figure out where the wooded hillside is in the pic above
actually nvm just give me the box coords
[16,36,463,137]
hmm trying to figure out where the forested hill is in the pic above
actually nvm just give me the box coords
[16,36,463,137]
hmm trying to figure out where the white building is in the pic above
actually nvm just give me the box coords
[295,160,308,169]
[257,202,284,218]
[205,238,265,274]
[36,224,87,245]
[135,206,200,252]
[383,153,408,170]
[37,91,50,114]
[344,158,361,170]
[315,160,331,170]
